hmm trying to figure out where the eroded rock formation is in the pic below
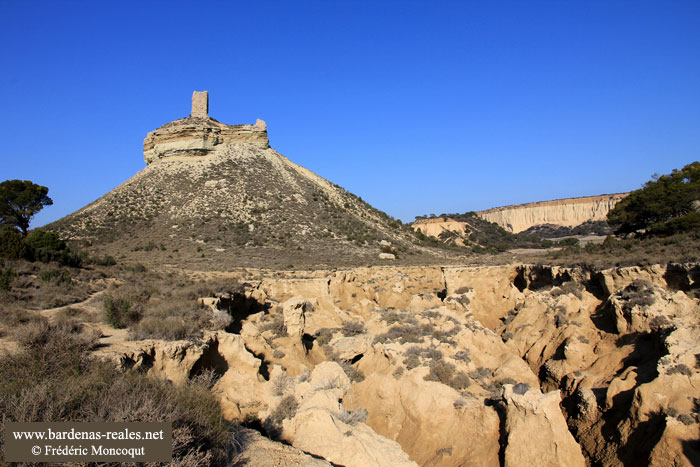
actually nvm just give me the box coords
[104,262,700,466]
[143,117,269,164]
[477,193,629,233]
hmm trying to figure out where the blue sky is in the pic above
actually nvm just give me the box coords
[2,0,699,227]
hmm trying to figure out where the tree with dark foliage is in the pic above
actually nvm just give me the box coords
[608,162,700,235]
[0,180,53,235]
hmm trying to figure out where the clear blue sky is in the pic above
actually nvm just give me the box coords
[2,0,699,227]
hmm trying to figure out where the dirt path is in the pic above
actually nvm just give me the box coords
[30,280,146,360]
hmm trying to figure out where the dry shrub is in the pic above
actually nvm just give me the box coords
[425,360,456,385]
[338,360,365,383]
[667,364,692,376]
[314,327,336,346]
[620,280,658,309]
[0,319,240,465]
[272,373,291,396]
[210,309,233,330]
[269,395,298,424]
[551,281,585,299]
[374,324,424,344]
[258,314,287,339]
[341,321,365,337]
[335,408,368,425]
[128,299,210,341]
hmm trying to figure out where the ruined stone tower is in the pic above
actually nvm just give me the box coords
[191,90,209,118]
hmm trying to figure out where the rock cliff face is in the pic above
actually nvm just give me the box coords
[477,193,628,233]
[412,218,469,246]
[143,116,269,164]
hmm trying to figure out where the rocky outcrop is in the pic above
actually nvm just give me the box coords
[285,362,418,466]
[412,218,469,246]
[101,263,700,466]
[477,193,628,233]
[500,385,586,467]
[143,116,268,164]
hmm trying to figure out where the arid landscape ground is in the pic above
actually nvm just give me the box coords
[1,97,699,466]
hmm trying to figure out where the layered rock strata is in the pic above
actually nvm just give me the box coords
[143,117,268,164]
[477,193,628,233]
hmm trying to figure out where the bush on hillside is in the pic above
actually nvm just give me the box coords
[608,161,700,235]
[25,230,81,266]
[0,318,240,464]
[0,226,31,260]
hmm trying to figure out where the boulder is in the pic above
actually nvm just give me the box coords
[501,385,586,467]
[283,297,312,338]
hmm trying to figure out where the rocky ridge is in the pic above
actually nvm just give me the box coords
[477,193,629,233]
[143,116,269,164]
[101,262,699,466]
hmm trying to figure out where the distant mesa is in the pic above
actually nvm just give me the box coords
[412,193,630,246]
[143,90,269,164]
[475,193,629,233]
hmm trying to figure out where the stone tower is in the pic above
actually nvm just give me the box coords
[191,91,208,118]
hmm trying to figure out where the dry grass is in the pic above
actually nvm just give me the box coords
[0,259,103,309]
[547,232,700,268]
[98,270,241,341]
[0,318,241,465]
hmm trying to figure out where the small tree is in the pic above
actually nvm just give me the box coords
[0,180,53,235]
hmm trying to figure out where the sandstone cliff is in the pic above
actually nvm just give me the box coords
[477,193,628,233]
[84,262,700,466]
[143,117,269,164]
[412,218,469,246]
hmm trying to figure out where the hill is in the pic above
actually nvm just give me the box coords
[48,92,444,268]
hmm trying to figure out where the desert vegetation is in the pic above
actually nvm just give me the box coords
[0,315,241,465]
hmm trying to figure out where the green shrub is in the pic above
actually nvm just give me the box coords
[25,229,65,251]
[557,237,580,247]
[0,267,13,291]
[25,230,81,266]
[91,255,116,266]
[608,161,700,235]
[124,263,147,273]
[0,226,30,260]
[620,280,657,309]
[39,268,72,285]
[103,294,142,329]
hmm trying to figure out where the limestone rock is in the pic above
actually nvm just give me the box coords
[477,193,629,233]
[143,116,269,164]
[282,297,312,338]
[286,362,416,467]
[329,333,373,360]
[232,428,331,466]
[379,252,396,260]
[501,385,586,467]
